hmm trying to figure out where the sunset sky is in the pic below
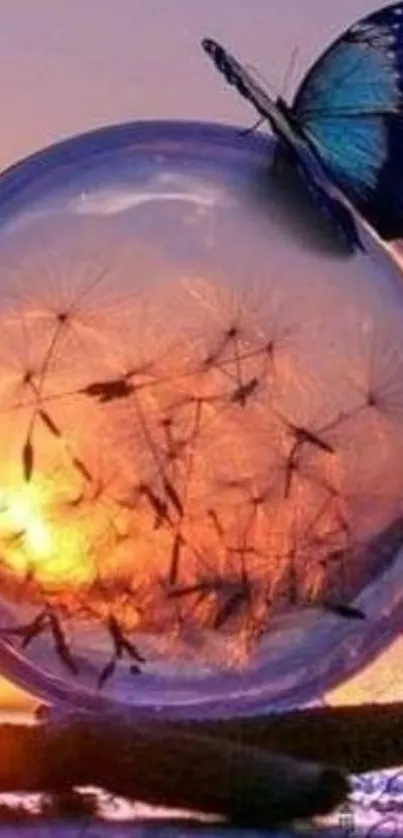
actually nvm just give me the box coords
[0,0,401,712]
[0,0,387,170]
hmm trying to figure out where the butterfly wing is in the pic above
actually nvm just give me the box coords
[202,38,361,247]
[292,2,403,239]
[201,39,282,122]
[291,151,362,249]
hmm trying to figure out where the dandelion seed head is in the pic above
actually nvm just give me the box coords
[0,124,400,714]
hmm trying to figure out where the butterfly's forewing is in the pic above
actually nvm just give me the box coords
[292,2,403,239]
[202,38,361,248]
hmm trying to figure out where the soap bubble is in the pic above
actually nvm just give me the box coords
[0,121,401,718]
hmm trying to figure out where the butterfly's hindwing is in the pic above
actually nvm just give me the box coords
[300,113,387,196]
[293,151,361,249]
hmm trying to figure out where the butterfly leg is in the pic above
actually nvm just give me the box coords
[238,117,265,137]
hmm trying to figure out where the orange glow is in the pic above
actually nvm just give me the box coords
[0,259,394,669]
[0,224,399,678]
[0,479,95,588]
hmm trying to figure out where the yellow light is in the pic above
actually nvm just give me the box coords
[2,486,52,559]
[0,482,94,587]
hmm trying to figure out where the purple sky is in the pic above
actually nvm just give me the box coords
[0,1,382,170]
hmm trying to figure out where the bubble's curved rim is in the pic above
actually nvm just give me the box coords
[0,548,402,720]
[0,118,400,719]
[0,119,271,214]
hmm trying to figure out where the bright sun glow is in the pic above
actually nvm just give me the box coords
[0,481,94,587]
[1,485,52,558]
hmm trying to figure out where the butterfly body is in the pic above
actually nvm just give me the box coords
[202,3,403,244]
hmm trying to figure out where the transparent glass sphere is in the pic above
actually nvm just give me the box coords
[0,120,401,719]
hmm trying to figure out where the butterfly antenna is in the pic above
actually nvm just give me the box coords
[281,47,299,99]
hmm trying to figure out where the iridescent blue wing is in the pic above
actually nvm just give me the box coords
[292,2,403,239]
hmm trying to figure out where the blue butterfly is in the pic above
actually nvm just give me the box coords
[202,3,403,246]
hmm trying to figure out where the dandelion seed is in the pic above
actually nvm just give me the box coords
[47,610,79,675]
[38,409,62,437]
[138,482,171,527]
[21,613,48,649]
[207,507,225,539]
[162,477,184,517]
[71,457,93,482]
[322,601,366,620]
[274,408,335,454]
[213,589,245,630]
[202,324,240,368]
[3,530,25,548]
[22,437,34,482]
[119,635,145,663]
[97,658,116,689]
[168,532,185,586]
[64,491,85,509]
[82,377,134,403]
[106,614,136,659]
[230,376,259,406]
[99,614,144,685]
[284,442,300,499]
[167,581,212,599]
[0,610,47,649]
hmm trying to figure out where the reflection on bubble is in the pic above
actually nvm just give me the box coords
[0,122,400,717]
